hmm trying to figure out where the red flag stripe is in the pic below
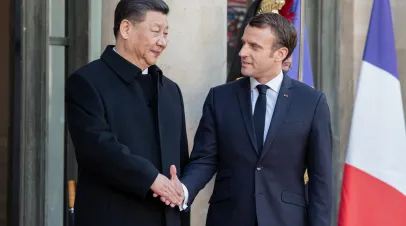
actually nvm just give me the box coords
[338,164,406,226]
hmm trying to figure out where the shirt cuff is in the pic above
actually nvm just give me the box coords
[178,183,189,211]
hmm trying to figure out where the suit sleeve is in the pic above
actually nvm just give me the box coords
[65,73,159,199]
[306,93,333,226]
[180,88,219,208]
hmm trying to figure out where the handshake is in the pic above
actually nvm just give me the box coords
[150,165,185,208]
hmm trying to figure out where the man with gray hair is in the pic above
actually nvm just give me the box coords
[66,1,190,225]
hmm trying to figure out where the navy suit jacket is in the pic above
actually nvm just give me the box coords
[181,75,332,226]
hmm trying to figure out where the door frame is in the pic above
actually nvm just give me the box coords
[8,0,91,225]
[8,0,22,224]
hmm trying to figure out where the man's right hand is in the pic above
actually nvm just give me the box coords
[150,174,182,206]
[152,166,186,208]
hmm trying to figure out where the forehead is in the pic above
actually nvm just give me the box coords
[141,11,168,28]
[242,25,275,45]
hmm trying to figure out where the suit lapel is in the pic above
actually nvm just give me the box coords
[237,77,259,155]
[260,75,293,161]
[157,81,173,177]
[155,77,182,226]
[153,68,179,178]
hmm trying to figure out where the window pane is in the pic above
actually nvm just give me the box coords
[46,45,65,226]
[49,0,65,37]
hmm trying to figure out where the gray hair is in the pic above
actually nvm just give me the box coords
[113,0,169,38]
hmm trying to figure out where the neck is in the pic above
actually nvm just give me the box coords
[255,68,281,84]
[114,42,149,71]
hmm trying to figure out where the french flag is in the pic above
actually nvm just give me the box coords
[338,0,406,225]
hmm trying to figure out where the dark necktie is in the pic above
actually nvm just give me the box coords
[253,84,269,153]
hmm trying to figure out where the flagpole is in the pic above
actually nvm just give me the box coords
[298,0,305,82]
[298,0,308,185]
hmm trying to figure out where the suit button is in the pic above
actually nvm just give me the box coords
[256,166,263,171]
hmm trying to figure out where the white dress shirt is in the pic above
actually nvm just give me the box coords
[249,71,284,142]
[179,71,284,211]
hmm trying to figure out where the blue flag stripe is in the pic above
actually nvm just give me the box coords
[363,0,398,79]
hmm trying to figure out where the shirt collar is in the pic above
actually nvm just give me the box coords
[113,47,149,75]
[250,70,284,93]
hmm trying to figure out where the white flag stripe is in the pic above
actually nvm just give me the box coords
[346,61,406,196]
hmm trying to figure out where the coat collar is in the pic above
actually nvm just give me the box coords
[101,45,164,85]
[239,73,292,92]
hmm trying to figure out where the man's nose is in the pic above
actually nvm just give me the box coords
[157,36,167,47]
[239,44,248,57]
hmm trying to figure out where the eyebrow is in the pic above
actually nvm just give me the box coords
[151,22,168,30]
[241,39,263,49]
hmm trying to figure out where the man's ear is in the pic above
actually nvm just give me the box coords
[119,19,133,40]
[274,47,289,62]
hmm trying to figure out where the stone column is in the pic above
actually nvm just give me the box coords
[18,0,48,225]
[100,1,227,225]
[337,0,355,225]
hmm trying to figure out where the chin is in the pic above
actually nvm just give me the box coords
[146,58,158,66]
[240,69,252,77]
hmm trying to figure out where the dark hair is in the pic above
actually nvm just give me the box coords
[248,13,297,60]
[113,0,170,38]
